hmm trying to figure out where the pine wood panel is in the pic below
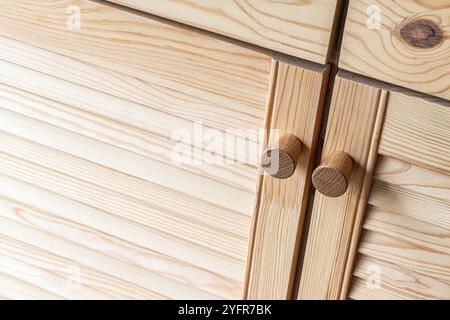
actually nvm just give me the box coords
[107,0,342,64]
[0,35,265,135]
[0,216,220,300]
[246,63,329,299]
[0,75,256,193]
[0,194,242,298]
[359,231,450,286]
[369,180,450,230]
[0,67,254,298]
[378,92,450,175]
[0,272,63,300]
[0,0,271,129]
[349,276,414,300]
[298,75,388,299]
[0,107,253,215]
[0,174,242,297]
[374,156,450,202]
[350,155,450,300]
[0,234,167,300]
[0,0,278,299]
[364,206,450,257]
[340,0,450,100]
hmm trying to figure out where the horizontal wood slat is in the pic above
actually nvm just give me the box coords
[358,231,450,285]
[0,0,271,113]
[369,180,450,230]
[0,234,167,300]
[349,276,413,300]
[374,156,450,203]
[379,92,450,175]
[107,0,342,64]
[353,255,450,300]
[0,216,220,299]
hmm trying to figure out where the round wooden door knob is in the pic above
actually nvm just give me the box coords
[312,151,353,197]
[261,134,303,179]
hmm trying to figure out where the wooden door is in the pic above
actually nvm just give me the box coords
[0,0,332,299]
[297,72,450,300]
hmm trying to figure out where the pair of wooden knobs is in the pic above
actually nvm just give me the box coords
[262,134,353,197]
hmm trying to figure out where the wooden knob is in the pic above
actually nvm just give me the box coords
[261,134,302,179]
[312,151,353,197]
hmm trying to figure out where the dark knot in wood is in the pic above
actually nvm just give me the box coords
[400,19,443,49]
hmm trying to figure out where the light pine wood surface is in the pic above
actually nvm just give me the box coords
[350,156,450,300]
[246,63,329,299]
[340,0,450,100]
[0,0,331,300]
[107,0,342,64]
[378,91,450,175]
[297,70,450,300]
[0,0,280,299]
[298,75,388,300]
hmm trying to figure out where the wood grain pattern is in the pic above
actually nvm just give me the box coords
[298,76,387,299]
[261,134,303,179]
[369,180,450,230]
[0,216,219,299]
[378,91,450,175]
[349,155,450,300]
[0,234,167,300]
[0,73,257,193]
[107,0,342,64]
[340,0,450,100]
[0,66,254,298]
[359,231,450,285]
[352,254,450,300]
[246,63,329,299]
[312,151,354,197]
[0,35,266,134]
[0,0,279,299]
[0,272,63,300]
[374,156,450,202]
[349,276,414,300]
[0,0,271,130]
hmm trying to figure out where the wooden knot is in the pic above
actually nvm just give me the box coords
[312,152,353,197]
[261,134,302,179]
[400,19,443,49]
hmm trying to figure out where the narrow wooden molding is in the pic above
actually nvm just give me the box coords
[339,90,388,299]
[246,62,329,299]
[243,59,279,298]
[298,76,388,300]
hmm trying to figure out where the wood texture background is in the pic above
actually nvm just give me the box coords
[349,156,450,300]
[349,91,450,300]
[0,0,276,299]
[301,77,450,300]
[340,0,450,100]
[107,0,342,64]
[298,75,388,299]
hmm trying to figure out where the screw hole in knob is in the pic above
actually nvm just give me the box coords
[312,151,353,197]
[261,134,302,179]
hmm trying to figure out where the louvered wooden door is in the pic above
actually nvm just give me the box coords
[298,73,450,300]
